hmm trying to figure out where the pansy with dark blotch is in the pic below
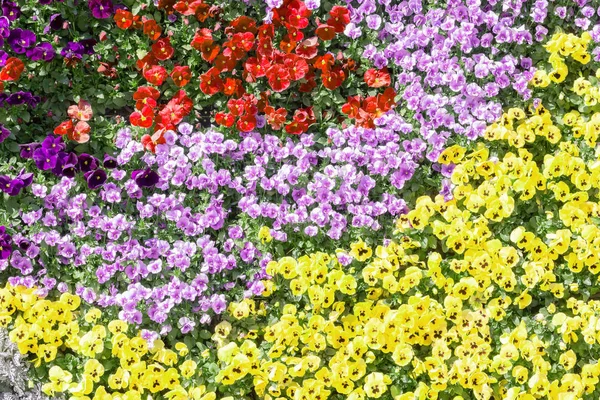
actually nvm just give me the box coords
[85,169,107,189]
[78,153,98,172]
[58,152,79,178]
[103,154,117,169]
[7,28,36,54]
[6,91,39,107]
[44,13,64,34]
[79,38,97,55]
[132,168,159,188]
[16,169,33,187]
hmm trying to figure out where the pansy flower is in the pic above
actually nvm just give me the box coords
[26,43,56,62]
[67,100,93,121]
[88,0,114,19]
[132,168,159,188]
[85,169,107,189]
[7,29,36,54]
[151,37,174,61]
[2,1,20,21]
[114,9,134,29]
[170,66,192,87]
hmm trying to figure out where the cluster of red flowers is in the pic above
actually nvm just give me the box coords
[190,0,353,134]
[110,0,395,147]
[113,10,194,146]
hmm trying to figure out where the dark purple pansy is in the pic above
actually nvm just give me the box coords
[79,38,97,55]
[41,135,64,155]
[19,142,39,158]
[132,168,159,188]
[60,42,85,59]
[39,0,54,4]
[0,226,12,260]
[85,169,107,189]
[103,155,117,169]
[26,42,55,62]
[0,124,9,143]
[17,238,30,251]
[7,29,36,54]
[33,148,57,170]
[6,91,28,106]
[88,0,114,19]
[79,153,98,172]
[2,1,20,21]
[55,152,78,177]
[44,13,64,34]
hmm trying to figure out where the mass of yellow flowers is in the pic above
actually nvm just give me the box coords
[2,30,600,400]
[0,284,218,400]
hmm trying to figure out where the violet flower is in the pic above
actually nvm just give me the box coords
[26,42,55,62]
[85,169,107,189]
[7,29,36,54]
[88,0,114,19]
[132,168,159,188]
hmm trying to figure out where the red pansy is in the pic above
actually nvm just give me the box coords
[315,24,336,41]
[295,37,319,59]
[364,67,391,88]
[133,86,160,110]
[236,114,256,132]
[313,54,334,72]
[136,52,158,70]
[265,106,287,130]
[130,105,155,128]
[199,67,223,95]
[143,65,168,86]
[54,120,74,136]
[327,6,350,33]
[223,77,243,97]
[284,54,308,81]
[227,16,257,35]
[143,20,162,41]
[244,57,267,81]
[322,65,345,90]
[266,64,291,92]
[114,9,134,29]
[215,112,235,127]
[170,66,192,87]
[151,37,175,61]
[0,57,24,81]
